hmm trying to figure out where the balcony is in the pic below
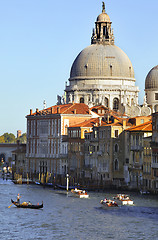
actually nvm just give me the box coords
[150,142,158,147]
[130,145,143,151]
[151,163,158,169]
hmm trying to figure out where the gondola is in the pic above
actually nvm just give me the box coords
[11,199,43,209]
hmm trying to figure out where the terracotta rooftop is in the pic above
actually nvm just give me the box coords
[28,103,90,116]
[70,117,104,128]
[126,120,152,132]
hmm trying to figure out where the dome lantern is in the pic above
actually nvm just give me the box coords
[91,2,114,45]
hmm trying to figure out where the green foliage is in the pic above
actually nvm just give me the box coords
[0,136,5,143]
[3,133,16,143]
[0,132,27,143]
[17,133,27,143]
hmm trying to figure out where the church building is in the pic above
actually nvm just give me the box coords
[64,3,148,117]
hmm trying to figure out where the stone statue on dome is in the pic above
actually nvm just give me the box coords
[102,2,105,13]
[143,95,147,107]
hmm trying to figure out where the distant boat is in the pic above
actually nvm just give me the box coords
[71,188,89,198]
[113,194,134,205]
[11,199,43,209]
[100,199,118,208]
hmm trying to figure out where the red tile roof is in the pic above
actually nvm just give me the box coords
[28,103,90,116]
[70,118,101,128]
[126,121,152,132]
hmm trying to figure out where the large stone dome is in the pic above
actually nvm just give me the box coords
[70,44,135,80]
[145,65,158,89]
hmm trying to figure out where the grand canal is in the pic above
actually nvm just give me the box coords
[1,178,158,240]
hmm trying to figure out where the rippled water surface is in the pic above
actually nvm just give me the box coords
[1,178,158,240]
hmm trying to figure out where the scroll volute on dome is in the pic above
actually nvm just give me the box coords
[91,2,114,45]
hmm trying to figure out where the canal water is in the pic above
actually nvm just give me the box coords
[0,178,158,240]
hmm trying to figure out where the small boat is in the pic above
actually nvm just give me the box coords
[100,199,118,208]
[11,199,43,209]
[71,188,89,198]
[113,194,134,205]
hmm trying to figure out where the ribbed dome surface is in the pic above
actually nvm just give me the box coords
[96,12,110,22]
[70,44,135,79]
[145,65,158,89]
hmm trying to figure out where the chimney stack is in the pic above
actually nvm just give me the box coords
[30,109,32,115]
[57,107,60,114]
[123,119,126,129]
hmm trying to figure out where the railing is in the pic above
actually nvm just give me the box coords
[151,163,158,169]
[130,145,143,151]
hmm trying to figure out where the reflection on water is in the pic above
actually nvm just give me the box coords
[0,179,158,240]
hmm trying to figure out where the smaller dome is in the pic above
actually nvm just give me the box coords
[145,65,158,89]
[96,12,110,22]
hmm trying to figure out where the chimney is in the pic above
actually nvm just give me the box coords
[123,119,126,129]
[99,117,102,126]
[74,109,77,114]
[107,114,110,124]
[30,109,32,115]
[57,107,60,114]
[36,108,39,114]
[51,107,53,114]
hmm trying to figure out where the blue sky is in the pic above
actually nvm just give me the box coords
[0,0,157,136]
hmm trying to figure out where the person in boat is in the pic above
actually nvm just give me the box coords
[103,198,107,203]
[17,193,21,203]
[28,201,31,205]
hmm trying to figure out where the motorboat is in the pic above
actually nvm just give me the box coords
[100,199,118,208]
[71,188,89,198]
[113,194,134,205]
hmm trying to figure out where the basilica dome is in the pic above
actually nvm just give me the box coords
[70,44,135,80]
[145,65,158,89]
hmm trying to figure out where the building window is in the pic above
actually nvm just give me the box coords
[105,97,108,107]
[114,130,119,138]
[140,119,144,124]
[114,159,119,171]
[114,144,119,152]
[113,98,119,111]
[155,93,158,100]
[80,97,84,103]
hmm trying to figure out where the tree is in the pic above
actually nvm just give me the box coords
[3,133,16,143]
[0,136,5,143]
[17,133,27,143]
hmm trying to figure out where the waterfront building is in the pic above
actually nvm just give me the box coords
[67,117,101,186]
[26,103,94,183]
[151,112,158,192]
[12,142,26,178]
[126,120,152,190]
[83,112,131,188]
[143,136,152,191]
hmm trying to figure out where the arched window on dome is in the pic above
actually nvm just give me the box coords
[110,65,112,76]
[113,98,119,111]
[129,67,131,77]
[80,97,84,103]
[105,97,109,107]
